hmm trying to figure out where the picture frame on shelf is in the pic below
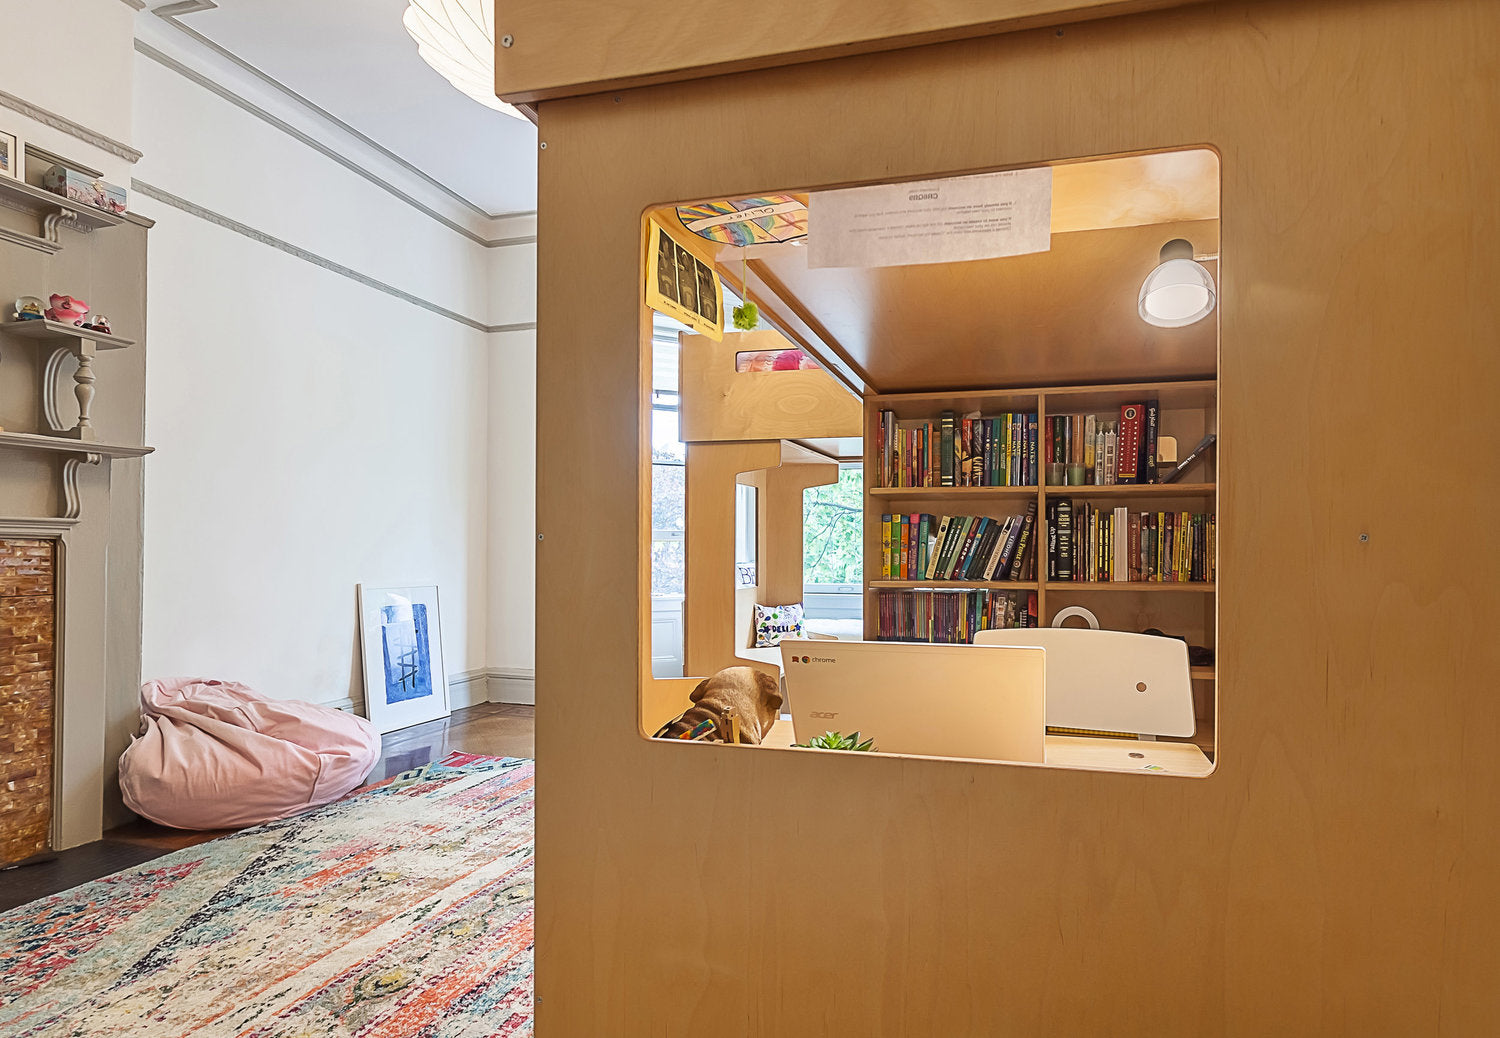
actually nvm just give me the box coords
[0,131,18,179]
[357,583,451,734]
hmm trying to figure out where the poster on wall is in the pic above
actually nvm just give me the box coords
[645,216,724,340]
[358,584,451,734]
[807,167,1053,269]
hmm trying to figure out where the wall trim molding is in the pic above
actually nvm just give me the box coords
[132,40,508,248]
[488,667,536,706]
[139,9,536,246]
[131,179,532,334]
[119,0,148,10]
[328,668,519,716]
[154,1,518,224]
[0,88,144,164]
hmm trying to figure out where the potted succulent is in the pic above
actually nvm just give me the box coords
[793,731,876,752]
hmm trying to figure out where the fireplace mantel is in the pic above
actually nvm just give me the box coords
[1,192,151,852]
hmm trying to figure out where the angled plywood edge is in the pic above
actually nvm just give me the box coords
[678,329,862,443]
[494,0,1217,103]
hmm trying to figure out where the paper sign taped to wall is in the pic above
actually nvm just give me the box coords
[807,168,1052,269]
[645,216,724,340]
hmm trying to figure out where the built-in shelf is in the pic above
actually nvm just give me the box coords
[0,225,61,256]
[1050,482,1214,496]
[869,485,1038,499]
[0,176,125,231]
[1046,581,1215,593]
[0,430,152,458]
[1189,666,1215,681]
[869,580,1039,591]
[2,319,135,350]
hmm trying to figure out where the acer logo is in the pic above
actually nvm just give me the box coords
[810,711,838,719]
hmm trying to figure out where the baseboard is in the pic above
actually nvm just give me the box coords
[487,667,535,705]
[327,669,532,714]
[448,669,488,709]
[326,667,489,716]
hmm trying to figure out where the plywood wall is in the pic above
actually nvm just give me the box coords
[535,1,1500,1033]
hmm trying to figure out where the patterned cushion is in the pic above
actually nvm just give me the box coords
[753,602,805,647]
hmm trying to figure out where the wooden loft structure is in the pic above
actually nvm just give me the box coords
[525,1,1500,1033]
[674,327,860,686]
[645,149,1220,740]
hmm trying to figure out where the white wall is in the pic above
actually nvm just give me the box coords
[131,31,503,708]
[486,237,537,681]
[0,0,135,183]
[0,0,539,713]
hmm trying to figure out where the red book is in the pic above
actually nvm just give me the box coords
[1118,403,1144,483]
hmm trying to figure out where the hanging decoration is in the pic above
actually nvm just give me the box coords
[675,195,808,247]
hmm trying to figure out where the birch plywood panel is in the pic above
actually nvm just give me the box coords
[493,0,1214,103]
[536,1,1500,1034]
[0,539,54,865]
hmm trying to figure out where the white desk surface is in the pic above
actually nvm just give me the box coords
[763,719,1212,776]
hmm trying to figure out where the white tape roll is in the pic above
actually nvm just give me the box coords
[1051,605,1100,629]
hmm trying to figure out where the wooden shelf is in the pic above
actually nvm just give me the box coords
[1046,581,1215,593]
[1189,666,1215,681]
[2,319,135,350]
[1162,717,1216,758]
[1047,482,1213,497]
[0,430,153,458]
[869,485,1038,499]
[869,580,1038,591]
[0,176,125,231]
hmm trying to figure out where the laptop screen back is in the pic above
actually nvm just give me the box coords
[779,640,1045,762]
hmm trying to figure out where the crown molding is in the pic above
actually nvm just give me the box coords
[0,88,143,164]
[152,0,531,227]
[132,179,535,335]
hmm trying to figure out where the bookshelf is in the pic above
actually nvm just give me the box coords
[863,378,1217,751]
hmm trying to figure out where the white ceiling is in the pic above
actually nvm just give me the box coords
[163,0,537,216]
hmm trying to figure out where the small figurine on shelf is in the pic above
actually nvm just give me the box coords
[12,296,44,321]
[44,293,88,326]
[82,314,111,334]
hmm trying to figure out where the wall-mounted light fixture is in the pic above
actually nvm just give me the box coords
[1138,239,1216,327]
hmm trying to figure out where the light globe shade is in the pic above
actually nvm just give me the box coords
[403,0,525,120]
[1139,256,1217,328]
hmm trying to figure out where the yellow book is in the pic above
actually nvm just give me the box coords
[881,515,892,579]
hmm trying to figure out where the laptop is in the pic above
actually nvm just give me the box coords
[972,627,1195,737]
[778,639,1046,762]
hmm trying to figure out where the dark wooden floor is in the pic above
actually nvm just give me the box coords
[0,702,533,913]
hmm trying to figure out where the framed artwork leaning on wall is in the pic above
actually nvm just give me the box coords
[358,583,451,734]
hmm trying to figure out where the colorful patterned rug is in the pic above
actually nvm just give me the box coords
[0,752,533,1037]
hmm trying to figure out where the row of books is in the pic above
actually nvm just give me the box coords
[879,503,1038,582]
[875,410,1039,488]
[1047,400,1161,484]
[873,589,1038,643]
[1046,501,1215,583]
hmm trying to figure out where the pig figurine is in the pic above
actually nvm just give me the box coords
[45,294,89,326]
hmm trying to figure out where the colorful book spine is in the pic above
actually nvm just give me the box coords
[1143,399,1160,483]
[1118,403,1144,483]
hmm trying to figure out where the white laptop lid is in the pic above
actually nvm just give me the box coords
[972,628,1194,737]
[778,640,1045,763]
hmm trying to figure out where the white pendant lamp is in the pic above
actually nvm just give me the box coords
[1139,239,1216,328]
[403,0,525,120]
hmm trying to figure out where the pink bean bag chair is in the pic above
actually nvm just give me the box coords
[119,677,381,830]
